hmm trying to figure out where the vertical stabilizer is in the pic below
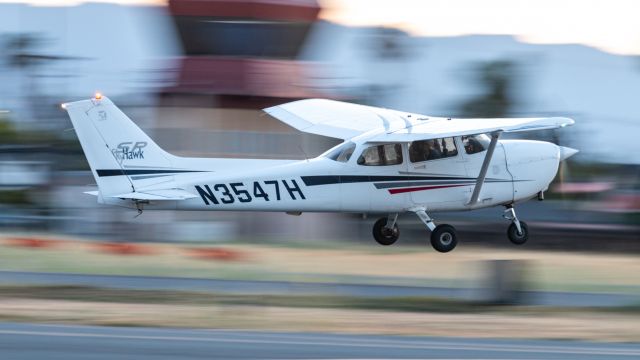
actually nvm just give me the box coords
[63,95,174,197]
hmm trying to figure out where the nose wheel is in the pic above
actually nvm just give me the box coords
[504,205,529,245]
[372,214,400,246]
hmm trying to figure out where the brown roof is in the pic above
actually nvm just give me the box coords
[169,0,320,21]
[167,57,326,99]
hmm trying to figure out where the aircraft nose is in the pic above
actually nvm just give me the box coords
[558,146,579,161]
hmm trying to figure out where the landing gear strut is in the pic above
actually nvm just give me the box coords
[372,214,399,246]
[413,208,458,253]
[504,205,529,245]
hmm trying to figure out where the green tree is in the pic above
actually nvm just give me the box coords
[458,60,517,118]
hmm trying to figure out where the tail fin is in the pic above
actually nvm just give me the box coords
[63,95,174,197]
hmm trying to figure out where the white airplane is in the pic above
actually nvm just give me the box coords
[63,94,578,252]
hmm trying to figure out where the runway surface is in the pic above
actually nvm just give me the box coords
[0,270,637,307]
[0,322,638,359]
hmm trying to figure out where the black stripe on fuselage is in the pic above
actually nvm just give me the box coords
[301,175,477,186]
[96,169,205,177]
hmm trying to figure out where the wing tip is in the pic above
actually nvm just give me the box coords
[556,116,575,127]
[262,98,328,113]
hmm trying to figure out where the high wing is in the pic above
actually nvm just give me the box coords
[365,116,574,143]
[264,99,574,141]
[263,99,417,140]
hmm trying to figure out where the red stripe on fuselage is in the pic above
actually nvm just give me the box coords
[388,184,469,194]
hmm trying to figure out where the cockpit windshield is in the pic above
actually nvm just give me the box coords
[323,142,356,163]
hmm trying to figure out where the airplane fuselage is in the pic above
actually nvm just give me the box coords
[101,138,561,214]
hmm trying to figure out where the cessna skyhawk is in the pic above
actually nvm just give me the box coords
[63,94,577,252]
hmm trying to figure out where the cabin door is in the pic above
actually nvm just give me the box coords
[407,137,470,208]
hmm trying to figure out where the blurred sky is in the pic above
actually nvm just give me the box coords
[3,0,639,56]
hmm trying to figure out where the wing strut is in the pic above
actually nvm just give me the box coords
[467,131,501,206]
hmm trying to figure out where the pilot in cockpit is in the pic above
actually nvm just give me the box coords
[463,136,483,154]
[426,139,442,160]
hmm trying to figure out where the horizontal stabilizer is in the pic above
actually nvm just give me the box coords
[111,189,197,201]
[84,191,99,196]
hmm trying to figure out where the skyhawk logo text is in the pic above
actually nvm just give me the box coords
[113,141,147,160]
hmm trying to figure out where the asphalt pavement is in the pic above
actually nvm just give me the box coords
[0,322,638,359]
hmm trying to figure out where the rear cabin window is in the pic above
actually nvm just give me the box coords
[357,144,403,166]
[409,137,458,163]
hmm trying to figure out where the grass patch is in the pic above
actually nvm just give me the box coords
[1,285,639,315]
[0,285,483,312]
[1,237,640,295]
[1,285,639,342]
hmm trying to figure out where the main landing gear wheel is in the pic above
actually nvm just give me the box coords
[412,208,459,253]
[507,221,529,245]
[430,224,458,253]
[373,217,399,246]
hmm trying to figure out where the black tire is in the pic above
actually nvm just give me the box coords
[507,221,529,245]
[430,224,458,253]
[372,217,399,246]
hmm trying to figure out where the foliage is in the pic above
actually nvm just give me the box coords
[0,190,31,205]
[0,119,19,143]
[458,60,518,118]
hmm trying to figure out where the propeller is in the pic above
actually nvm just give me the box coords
[553,130,579,197]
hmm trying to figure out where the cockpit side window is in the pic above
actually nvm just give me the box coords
[357,143,403,166]
[409,137,458,163]
[462,134,491,155]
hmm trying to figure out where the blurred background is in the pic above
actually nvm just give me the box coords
[0,0,639,347]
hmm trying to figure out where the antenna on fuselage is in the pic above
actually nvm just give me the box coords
[298,144,309,162]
